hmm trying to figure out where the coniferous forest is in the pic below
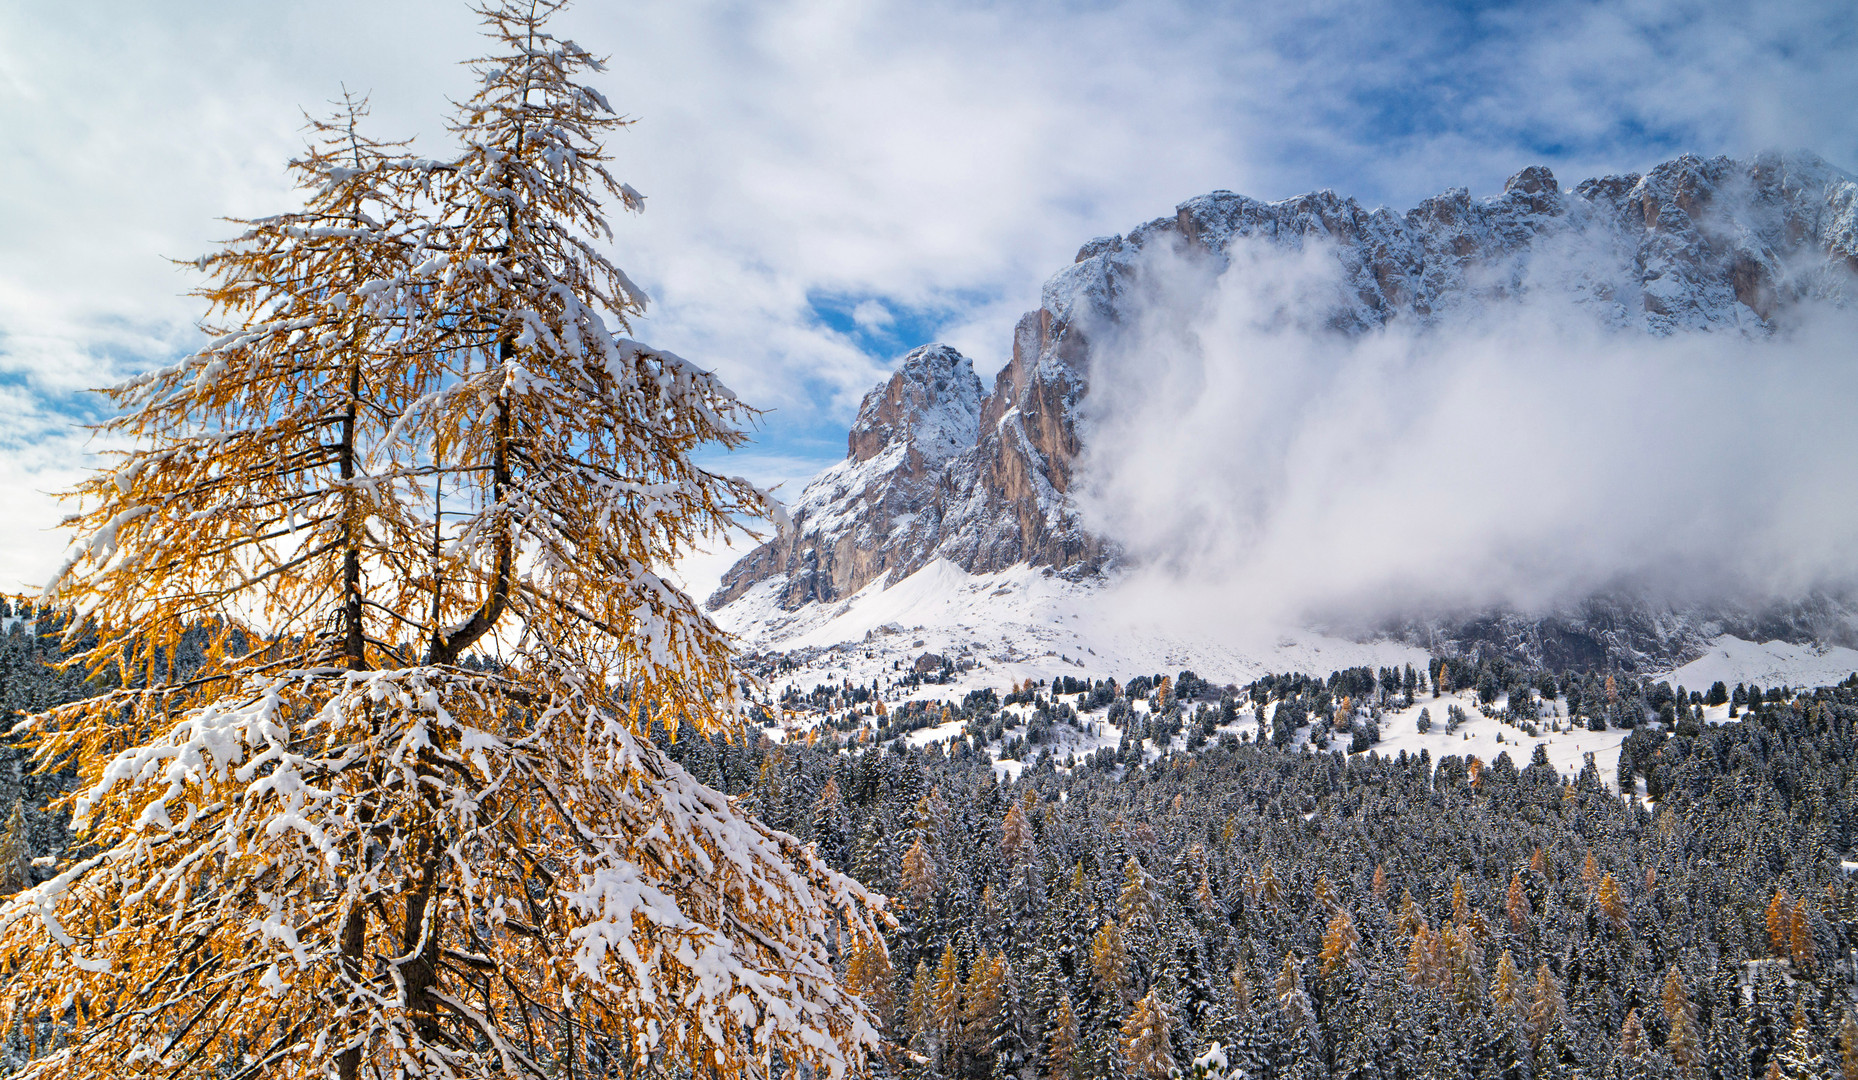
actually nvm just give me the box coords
[685,667,1858,1080]
[7,599,1858,1080]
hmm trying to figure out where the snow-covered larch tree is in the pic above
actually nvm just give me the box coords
[0,4,888,1080]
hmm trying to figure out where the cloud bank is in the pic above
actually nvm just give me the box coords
[1074,240,1858,628]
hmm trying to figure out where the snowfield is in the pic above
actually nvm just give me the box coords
[715,557,1431,704]
[1664,636,1858,692]
[707,556,1858,793]
[715,556,1856,711]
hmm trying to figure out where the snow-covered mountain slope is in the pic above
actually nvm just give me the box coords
[711,151,1858,683]
[1666,636,1858,692]
[716,555,1858,708]
[717,558,1431,698]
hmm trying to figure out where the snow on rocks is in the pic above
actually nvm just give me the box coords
[716,153,1858,618]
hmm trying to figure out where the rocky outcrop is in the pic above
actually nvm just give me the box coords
[710,344,982,608]
[712,152,1858,618]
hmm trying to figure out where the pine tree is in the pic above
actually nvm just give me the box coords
[0,7,884,1080]
[1002,799,1036,866]
[1616,1008,1649,1077]
[1446,925,1485,1015]
[1122,987,1178,1080]
[932,943,964,1051]
[0,802,29,895]
[963,950,1008,1066]
[847,932,899,1038]
[1506,870,1532,935]
[902,835,940,905]
[1259,862,1284,911]
[1836,1010,1858,1080]
[1407,923,1444,990]
[1048,993,1081,1080]
[1767,888,1793,956]
[1188,843,1217,911]
[1597,872,1629,929]
[1091,920,1132,1003]
[1320,909,1361,974]
[1491,950,1521,1015]
[1663,965,1703,1078]
[1312,873,1339,912]
[1789,900,1815,972]
[1526,964,1567,1048]
[1119,855,1160,933]
[1398,888,1426,936]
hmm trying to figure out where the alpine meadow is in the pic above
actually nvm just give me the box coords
[4,3,1858,1080]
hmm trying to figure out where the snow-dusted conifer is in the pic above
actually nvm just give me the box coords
[1122,987,1178,1080]
[0,802,29,895]
[1091,919,1132,1002]
[0,6,886,1080]
[1047,993,1081,1080]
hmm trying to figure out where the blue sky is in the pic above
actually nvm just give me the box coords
[1,0,1855,588]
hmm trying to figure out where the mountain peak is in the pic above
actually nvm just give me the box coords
[712,151,1858,654]
[848,343,981,466]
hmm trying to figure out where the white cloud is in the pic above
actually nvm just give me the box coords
[1075,240,1858,630]
[1,0,1854,588]
[850,300,894,332]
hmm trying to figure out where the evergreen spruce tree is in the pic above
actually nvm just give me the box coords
[1773,1003,1827,1080]
[907,959,938,1048]
[1275,953,1322,1061]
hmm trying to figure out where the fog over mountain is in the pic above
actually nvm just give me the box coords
[1077,220,1858,627]
[713,151,1858,671]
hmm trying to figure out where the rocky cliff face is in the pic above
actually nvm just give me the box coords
[711,344,983,609]
[712,152,1858,630]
